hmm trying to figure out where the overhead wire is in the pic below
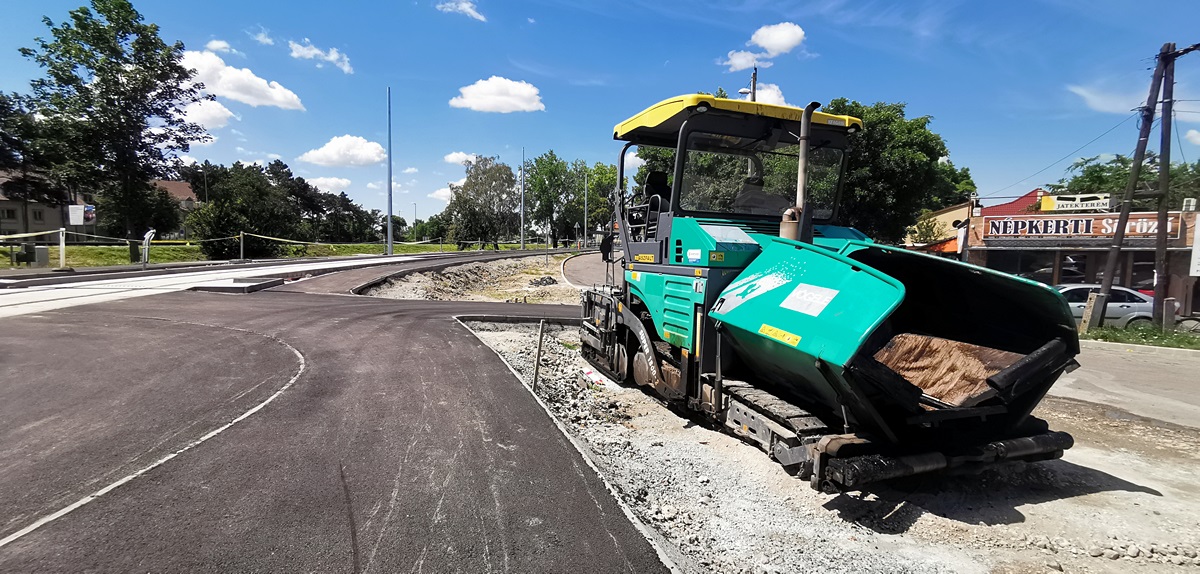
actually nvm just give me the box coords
[980,112,1138,198]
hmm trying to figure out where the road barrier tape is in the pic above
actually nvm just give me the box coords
[0,230,61,241]
[243,232,327,245]
[64,231,135,243]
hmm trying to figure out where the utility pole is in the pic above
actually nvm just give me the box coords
[520,147,526,250]
[386,87,394,255]
[1154,46,1176,329]
[1084,43,1170,332]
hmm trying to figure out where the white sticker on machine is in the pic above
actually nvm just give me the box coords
[779,283,839,316]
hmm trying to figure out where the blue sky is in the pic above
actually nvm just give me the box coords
[2,0,1199,218]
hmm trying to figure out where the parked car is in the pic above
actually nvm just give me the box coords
[1019,267,1085,285]
[1055,283,1179,328]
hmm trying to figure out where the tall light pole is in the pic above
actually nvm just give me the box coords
[520,147,526,250]
[583,170,588,247]
[413,202,417,240]
[386,87,394,255]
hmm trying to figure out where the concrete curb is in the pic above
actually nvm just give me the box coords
[1079,338,1200,358]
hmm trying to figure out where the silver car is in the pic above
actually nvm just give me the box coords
[1055,283,1177,328]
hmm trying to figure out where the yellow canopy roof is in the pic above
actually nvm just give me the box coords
[614,94,864,143]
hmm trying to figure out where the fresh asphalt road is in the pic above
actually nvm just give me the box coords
[0,253,667,573]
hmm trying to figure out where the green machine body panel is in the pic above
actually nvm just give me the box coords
[625,268,707,350]
[666,218,762,268]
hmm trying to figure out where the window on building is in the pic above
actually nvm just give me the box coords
[32,209,44,222]
[1,209,16,220]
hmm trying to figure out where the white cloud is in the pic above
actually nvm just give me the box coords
[624,151,646,172]
[745,83,788,106]
[1065,85,1140,114]
[298,135,386,167]
[748,22,806,57]
[267,153,282,160]
[251,26,274,46]
[182,50,305,110]
[204,39,240,55]
[1187,129,1200,146]
[449,76,545,113]
[429,177,466,202]
[527,17,536,24]
[183,99,236,130]
[444,151,478,165]
[177,154,199,165]
[288,39,353,74]
[436,1,486,22]
[402,166,419,174]
[367,181,381,190]
[718,22,807,72]
[192,136,216,147]
[721,50,771,73]
[309,177,352,192]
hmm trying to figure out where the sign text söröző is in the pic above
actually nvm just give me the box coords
[983,212,1181,239]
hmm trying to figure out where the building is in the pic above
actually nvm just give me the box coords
[964,189,1198,315]
[1,174,197,239]
[904,201,972,256]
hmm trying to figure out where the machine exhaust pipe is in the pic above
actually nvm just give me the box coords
[781,101,822,242]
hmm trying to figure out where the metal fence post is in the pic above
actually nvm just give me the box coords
[239,231,245,260]
[58,228,66,268]
[532,319,546,394]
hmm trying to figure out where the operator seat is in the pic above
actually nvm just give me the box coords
[643,171,670,238]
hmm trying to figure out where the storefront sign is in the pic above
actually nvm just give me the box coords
[1039,194,1112,211]
[983,212,1181,239]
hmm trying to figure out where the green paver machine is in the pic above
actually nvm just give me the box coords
[580,95,1080,492]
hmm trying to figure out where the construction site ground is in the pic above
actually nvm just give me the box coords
[394,253,1200,574]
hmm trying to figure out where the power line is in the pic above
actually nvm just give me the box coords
[981,112,1138,197]
[1175,109,1188,165]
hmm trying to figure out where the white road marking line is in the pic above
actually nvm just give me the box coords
[0,331,307,549]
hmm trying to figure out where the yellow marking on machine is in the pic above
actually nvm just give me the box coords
[710,252,725,262]
[630,272,640,281]
[694,269,702,277]
[634,254,655,263]
[758,324,801,347]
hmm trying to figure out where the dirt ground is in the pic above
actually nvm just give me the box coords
[375,257,1200,573]
[365,254,580,305]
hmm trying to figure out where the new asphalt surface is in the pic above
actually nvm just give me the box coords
[0,251,667,573]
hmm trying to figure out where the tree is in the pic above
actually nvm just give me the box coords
[1048,153,1200,211]
[822,99,974,243]
[186,162,293,259]
[525,150,571,245]
[0,92,69,233]
[445,156,517,247]
[21,0,208,248]
[907,209,949,244]
[384,215,408,242]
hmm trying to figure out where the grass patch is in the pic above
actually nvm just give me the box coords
[560,341,580,351]
[1081,325,1200,350]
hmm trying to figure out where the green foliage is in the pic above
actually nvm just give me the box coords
[0,92,70,233]
[411,213,449,241]
[906,209,949,244]
[1082,325,1200,350]
[823,98,973,243]
[20,0,209,239]
[1048,153,1200,210]
[186,162,300,258]
[445,156,518,244]
[526,150,571,245]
